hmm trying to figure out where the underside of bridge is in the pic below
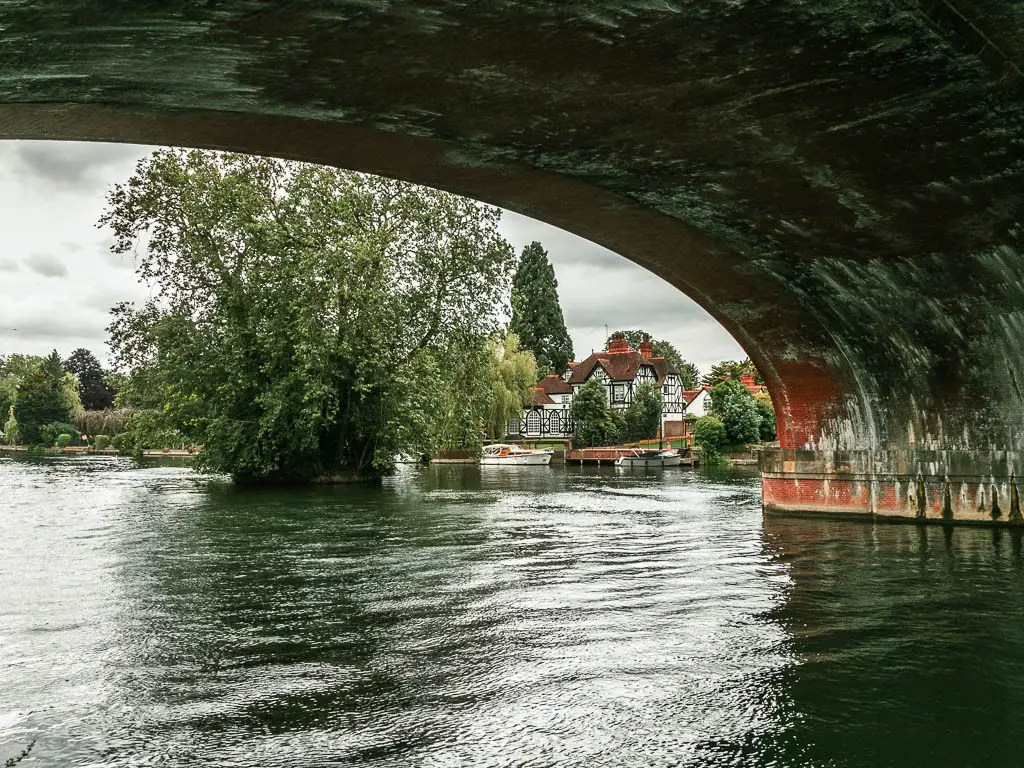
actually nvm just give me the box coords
[3,1,1023,521]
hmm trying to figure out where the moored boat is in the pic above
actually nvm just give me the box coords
[481,443,554,466]
[614,448,682,468]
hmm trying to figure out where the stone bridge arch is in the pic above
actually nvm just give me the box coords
[3,1,1023,521]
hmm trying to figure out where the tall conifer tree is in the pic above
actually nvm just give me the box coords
[509,241,574,375]
[64,348,115,410]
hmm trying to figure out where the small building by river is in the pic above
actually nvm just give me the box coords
[510,332,686,440]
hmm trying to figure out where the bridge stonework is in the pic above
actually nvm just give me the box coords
[0,1,1022,520]
[762,450,1024,525]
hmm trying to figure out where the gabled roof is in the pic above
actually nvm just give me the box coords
[538,373,572,395]
[530,387,555,406]
[682,386,713,405]
[568,350,676,385]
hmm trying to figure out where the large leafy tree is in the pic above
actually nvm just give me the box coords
[605,330,699,389]
[571,378,616,447]
[0,354,41,420]
[102,150,516,482]
[709,379,762,444]
[1,356,41,433]
[754,391,777,441]
[14,351,70,444]
[692,415,726,465]
[509,241,573,375]
[702,358,763,387]
[623,382,662,442]
[64,348,115,410]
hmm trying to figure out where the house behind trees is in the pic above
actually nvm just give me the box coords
[510,332,685,439]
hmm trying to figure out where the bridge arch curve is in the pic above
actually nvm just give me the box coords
[0,104,865,453]
[3,1,1024,520]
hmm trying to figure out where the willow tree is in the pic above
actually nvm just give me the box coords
[103,150,516,482]
[433,332,536,448]
[485,333,536,440]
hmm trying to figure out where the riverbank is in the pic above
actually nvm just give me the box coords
[0,445,195,458]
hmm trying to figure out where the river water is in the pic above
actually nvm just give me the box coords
[3,456,1024,766]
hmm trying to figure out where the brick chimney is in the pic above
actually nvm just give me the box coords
[607,332,629,353]
[639,333,653,359]
[740,373,756,388]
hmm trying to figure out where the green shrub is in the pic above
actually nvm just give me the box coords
[55,433,72,448]
[117,410,184,456]
[94,435,110,450]
[709,380,762,444]
[40,421,83,447]
[692,415,727,467]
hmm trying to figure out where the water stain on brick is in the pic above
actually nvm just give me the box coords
[1011,476,1022,524]
[916,475,927,520]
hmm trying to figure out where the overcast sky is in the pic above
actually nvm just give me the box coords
[0,141,744,374]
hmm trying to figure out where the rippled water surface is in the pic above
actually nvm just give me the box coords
[5,456,1024,766]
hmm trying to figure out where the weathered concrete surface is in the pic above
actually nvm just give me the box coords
[0,2,1023,471]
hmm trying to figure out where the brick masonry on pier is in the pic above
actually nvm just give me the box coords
[762,449,1024,525]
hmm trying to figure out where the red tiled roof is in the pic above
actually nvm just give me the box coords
[538,374,572,395]
[682,389,701,405]
[568,349,676,385]
[530,387,555,406]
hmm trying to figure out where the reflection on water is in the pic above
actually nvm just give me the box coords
[3,456,1024,766]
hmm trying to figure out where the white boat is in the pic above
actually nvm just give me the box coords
[614,448,682,468]
[480,443,554,466]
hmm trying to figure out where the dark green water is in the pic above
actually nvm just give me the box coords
[3,456,1024,767]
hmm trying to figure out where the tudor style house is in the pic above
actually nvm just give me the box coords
[511,333,686,439]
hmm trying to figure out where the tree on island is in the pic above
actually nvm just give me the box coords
[702,358,763,387]
[102,150,518,482]
[510,241,574,376]
[64,348,115,410]
[604,330,699,389]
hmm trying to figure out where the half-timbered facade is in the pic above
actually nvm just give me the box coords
[510,333,686,439]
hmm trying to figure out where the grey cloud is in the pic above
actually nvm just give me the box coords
[82,287,130,314]
[97,234,138,271]
[0,257,19,272]
[501,210,633,272]
[24,253,68,278]
[61,241,84,253]
[0,313,102,342]
[5,140,149,190]
[562,293,706,328]
[550,246,633,272]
